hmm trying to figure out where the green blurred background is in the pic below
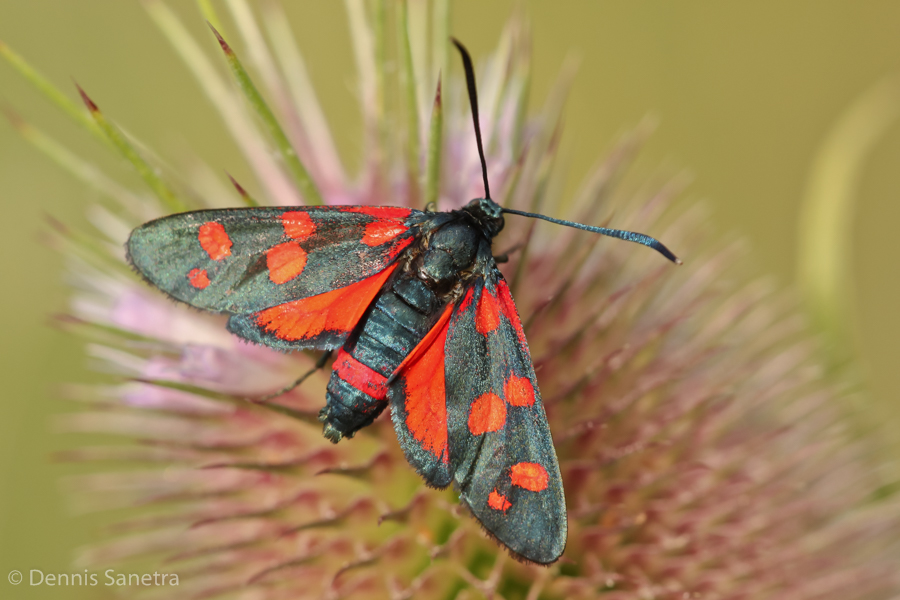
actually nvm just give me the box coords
[1,1,898,597]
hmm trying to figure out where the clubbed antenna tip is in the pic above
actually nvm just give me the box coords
[501,208,682,264]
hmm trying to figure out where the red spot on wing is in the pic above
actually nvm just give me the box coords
[468,392,507,435]
[361,220,408,246]
[496,280,527,347]
[504,375,535,407]
[510,462,549,492]
[475,287,501,335]
[187,268,210,289]
[394,303,454,462]
[282,211,316,240]
[340,206,412,219]
[488,490,512,512]
[333,349,388,400]
[198,222,232,261]
[256,263,397,341]
[267,242,308,284]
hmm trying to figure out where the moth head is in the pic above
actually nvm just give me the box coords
[464,197,505,238]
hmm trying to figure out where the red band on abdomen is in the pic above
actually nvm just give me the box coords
[333,349,389,400]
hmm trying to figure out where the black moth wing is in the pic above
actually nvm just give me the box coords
[444,244,567,564]
[127,206,421,351]
[127,206,419,314]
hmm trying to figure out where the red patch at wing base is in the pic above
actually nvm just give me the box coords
[266,242,308,284]
[384,236,414,261]
[187,268,211,289]
[468,392,507,435]
[333,349,388,399]
[393,303,454,463]
[510,462,549,492]
[340,206,412,219]
[496,280,527,347]
[475,287,501,334]
[255,263,398,341]
[282,211,316,240]
[361,220,408,246]
[198,222,232,261]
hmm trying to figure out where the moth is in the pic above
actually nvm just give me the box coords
[127,40,680,564]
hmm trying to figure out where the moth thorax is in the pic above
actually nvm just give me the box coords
[417,222,480,292]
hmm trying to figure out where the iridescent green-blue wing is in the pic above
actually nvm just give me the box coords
[442,248,567,564]
[127,206,418,350]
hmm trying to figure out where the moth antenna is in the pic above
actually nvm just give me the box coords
[501,207,683,264]
[451,38,678,265]
[451,38,491,200]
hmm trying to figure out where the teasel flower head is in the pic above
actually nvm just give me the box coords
[5,2,900,598]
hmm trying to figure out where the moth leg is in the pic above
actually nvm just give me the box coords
[493,242,524,264]
[253,350,332,403]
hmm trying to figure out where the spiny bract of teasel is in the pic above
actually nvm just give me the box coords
[7,2,899,599]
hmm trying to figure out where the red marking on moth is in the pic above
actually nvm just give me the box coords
[282,211,316,241]
[510,462,549,492]
[187,268,210,289]
[385,236,413,261]
[457,286,476,313]
[361,220,408,246]
[395,302,454,375]
[488,490,512,512]
[394,303,454,462]
[198,222,232,261]
[497,280,527,347]
[340,206,412,219]
[504,375,535,407]
[467,392,507,436]
[333,348,388,399]
[475,287,502,335]
[256,264,397,341]
[267,242,308,284]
